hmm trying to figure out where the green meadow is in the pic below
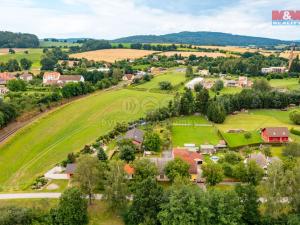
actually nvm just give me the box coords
[0,89,171,191]
[0,48,43,70]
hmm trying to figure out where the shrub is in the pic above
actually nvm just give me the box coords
[244,132,252,139]
[289,110,300,125]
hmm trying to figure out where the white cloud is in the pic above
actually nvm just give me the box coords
[0,0,299,40]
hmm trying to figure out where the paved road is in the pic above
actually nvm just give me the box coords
[0,193,103,200]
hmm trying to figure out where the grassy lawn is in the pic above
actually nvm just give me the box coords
[216,109,300,132]
[269,78,300,91]
[0,89,171,191]
[171,116,221,146]
[0,48,43,70]
[0,199,124,225]
[134,70,186,91]
[221,130,263,148]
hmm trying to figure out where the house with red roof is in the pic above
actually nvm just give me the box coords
[261,127,289,143]
[173,148,203,181]
[43,72,84,85]
[0,72,15,85]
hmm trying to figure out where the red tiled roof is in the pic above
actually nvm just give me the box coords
[124,164,135,175]
[59,75,82,81]
[173,148,202,175]
[43,72,61,79]
[262,127,289,137]
[0,72,15,81]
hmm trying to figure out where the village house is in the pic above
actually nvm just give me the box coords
[246,152,268,169]
[19,73,33,82]
[261,67,286,74]
[173,148,203,181]
[124,128,145,148]
[238,76,253,87]
[225,79,237,87]
[122,74,135,82]
[149,157,173,181]
[185,77,204,90]
[65,163,77,179]
[0,86,9,95]
[0,72,15,85]
[43,72,84,85]
[261,127,289,143]
[200,144,216,155]
[198,69,210,76]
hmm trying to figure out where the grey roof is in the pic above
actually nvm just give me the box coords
[125,128,144,143]
[248,153,267,168]
[65,163,77,174]
[149,157,173,174]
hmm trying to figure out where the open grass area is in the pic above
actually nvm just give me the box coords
[0,89,171,191]
[216,109,300,147]
[39,41,81,48]
[171,116,221,146]
[133,70,186,91]
[269,78,300,91]
[221,130,263,148]
[0,199,124,225]
[0,48,43,70]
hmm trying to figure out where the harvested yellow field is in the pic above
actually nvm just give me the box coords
[159,51,229,58]
[279,51,300,59]
[70,48,158,63]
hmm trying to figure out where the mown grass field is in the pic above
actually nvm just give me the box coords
[216,109,300,146]
[0,48,43,70]
[269,78,300,91]
[133,70,186,91]
[0,199,124,225]
[171,116,221,146]
[221,131,263,148]
[0,89,171,191]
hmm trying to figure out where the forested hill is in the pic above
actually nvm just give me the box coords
[113,31,292,47]
[0,31,39,48]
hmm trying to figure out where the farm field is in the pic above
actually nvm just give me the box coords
[0,199,124,225]
[0,89,171,191]
[133,70,186,91]
[269,78,300,91]
[70,48,158,63]
[0,48,43,70]
[216,109,300,146]
[159,51,229,58]
[171,116,221,146]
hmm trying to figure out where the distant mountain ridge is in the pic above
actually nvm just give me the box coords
[113,31,293,47]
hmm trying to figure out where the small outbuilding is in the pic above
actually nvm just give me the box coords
[200,144,216,155]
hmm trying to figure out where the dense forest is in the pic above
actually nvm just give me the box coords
[0,31,39,48]
[113,31,293,47]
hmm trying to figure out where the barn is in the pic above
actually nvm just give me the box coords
[261,127,289,143]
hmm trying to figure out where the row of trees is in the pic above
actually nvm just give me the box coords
[0,100,17,128]
[0,31,39,48]
[41,47,68,70]
[130,43,177,51]
[0,58,32,72]
[146,79,300,124]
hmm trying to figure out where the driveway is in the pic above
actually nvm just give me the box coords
[0,193,103,200]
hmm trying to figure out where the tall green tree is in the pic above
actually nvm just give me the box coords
[202,163,224,186]
[133,158,158,181]
[97,147,108,161]
[195,88,209,114]
[143,132,161,152]
[73,156,106,204]
[104,160,128,212]
[164,158,190,182]
[235,184,261,225]
[20,58,32,70]
[54,188,88,225]
[7,79,26,91]
[119,143,136,163]
[179,88,194,115]
[125,178,164,225]
[234,161,264,185]
[185,65,193,77]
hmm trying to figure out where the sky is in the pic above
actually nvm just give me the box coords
[0,0,299,40]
